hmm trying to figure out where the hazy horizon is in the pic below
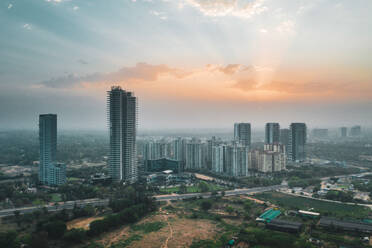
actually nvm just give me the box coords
[1,0,372,129]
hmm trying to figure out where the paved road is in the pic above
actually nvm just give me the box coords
[0,198,109,218]
[154,185,286,201]
[0,185,286,217]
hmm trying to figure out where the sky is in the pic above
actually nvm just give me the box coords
[0,0,372,130]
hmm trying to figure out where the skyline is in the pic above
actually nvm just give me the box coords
[1,0,372,129]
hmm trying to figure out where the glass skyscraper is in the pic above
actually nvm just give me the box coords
[288,123,307,161]
[39,114,66,185]
[107,86,137,183]
[265,123,280,144]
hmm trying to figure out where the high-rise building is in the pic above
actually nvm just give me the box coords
[340,127,347,137]
[288,123,307,162]
[108,86,137,183]
[350,125,362,136]
[39,114,66,185]
[265,123,280,144]
[39,114,57,184]
[185,142,202,170]
[212,145,224,173]
[234,123,251,147]
[211,144,249,177]
[280,128,290,149]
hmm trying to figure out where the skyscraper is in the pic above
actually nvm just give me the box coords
[39,114,66,185]
[108,86,137,183]
[234,123,251,147]
[340,127,347,137]
[39,114,57,184]
[185,142,202,170]
[288,123,307,162]
[265,123,280,144]
[280,128,290,149]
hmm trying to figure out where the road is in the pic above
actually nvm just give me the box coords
[0,185,286,218]
[154,185,286,201]
[0,198,109,218]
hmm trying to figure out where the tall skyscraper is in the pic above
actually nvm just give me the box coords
[185,142,202,170]
[108,86,137,183]
[280,128,290,149]
[39,114,66,185]
[39,114,57,184]
[340,127,347,137]
[234,123,251,147]
[265,123,280,144]
[288,123,307,162]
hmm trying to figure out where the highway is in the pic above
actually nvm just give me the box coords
[154,185,286,201]
[0,198,109,218]
[0,185,286,218]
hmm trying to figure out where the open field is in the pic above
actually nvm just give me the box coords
[255,192,371,219]
[94,207,223,248]
[67,216,104,230]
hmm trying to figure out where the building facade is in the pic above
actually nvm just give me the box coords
[108,86,137,183]
[234,123,251,147]
[265,123,280,144]
[185,142,202,170]
[288,123,307,162]
[39,114,66,186]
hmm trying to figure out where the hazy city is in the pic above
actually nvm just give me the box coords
[1,1,372,248]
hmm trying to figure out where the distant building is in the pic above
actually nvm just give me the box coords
[145,158,181,173]
[39,114,66,186]
[107,86,137,183]
[312,128,328,138]
[265,123,280,144]
[185,142,202,170]
[280,128,290,149]
[212,145,224,173]
[264,143,286,153]
[288,123,307,161]
[234,123,251,147]
[211,144,250,176]
[340,127,347,137]
[350,125,362,136]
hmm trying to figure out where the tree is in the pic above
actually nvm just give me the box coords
[64,228,86,243]
[179,184,187,194]
[0,230,18,248]
[198,182,209,193]
[44,221,67,239]
[200,200,212,211]
[30,232,49,248]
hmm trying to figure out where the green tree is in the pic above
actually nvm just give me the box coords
[44,221,67,239]
[198,182,209,192]
[200,200,212,211]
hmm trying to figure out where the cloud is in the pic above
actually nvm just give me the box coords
[23,23,32,30]
[233,79,258,91]
[39,62,191,88]
[183,0,267,18]
[73,6,79,11]
[206,64,251,75]
[149,10,168,20]
[77,59,88,65]
[276,20,295,34]
[8,3,12,9]
[260,28,268,33]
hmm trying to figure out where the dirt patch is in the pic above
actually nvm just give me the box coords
[129,216,220,248]
[66,216,104,230]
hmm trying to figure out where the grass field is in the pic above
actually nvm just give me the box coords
[255,192,370,219]
[159,183,226,194]
[50,193,62,202]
